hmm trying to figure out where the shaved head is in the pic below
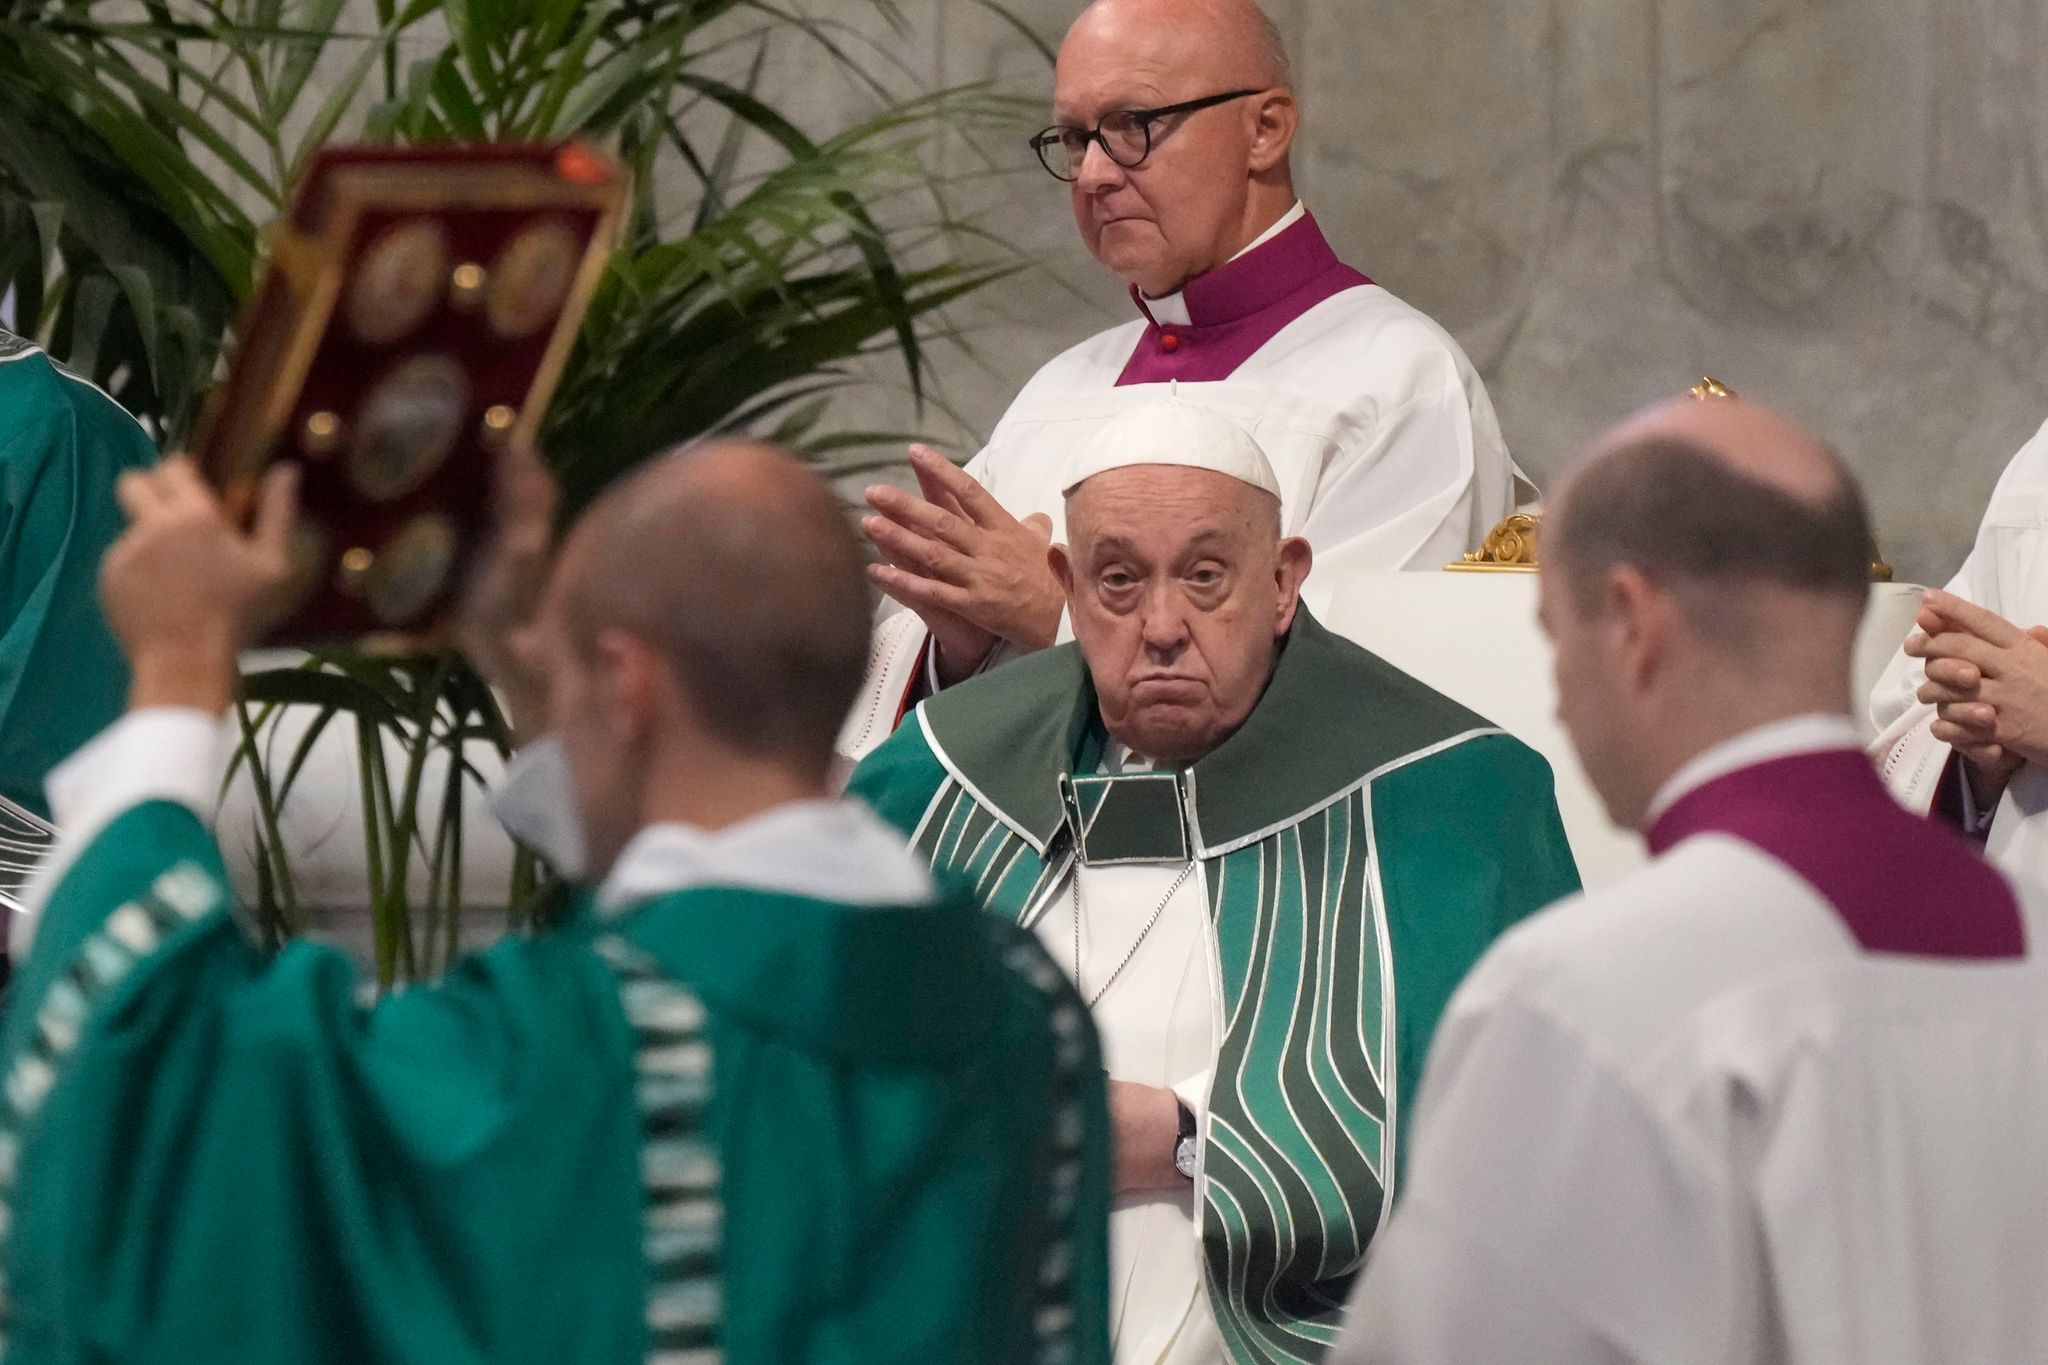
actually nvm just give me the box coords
[1538,397,1876,828]
[1545,398,1872,646]
[1065,0,1292,90]
[553,439,869,773]
[1053,0,1300,297]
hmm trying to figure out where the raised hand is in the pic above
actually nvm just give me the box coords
[101,456,298,714]
[862,445,1063,685]
[457,439,559,742]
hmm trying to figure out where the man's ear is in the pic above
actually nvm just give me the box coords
[1247,91,1299,175]
[1048,541,1076,597]
[593,629,665,742]
[1272,536,1312,635]
[1603,565,1672,695]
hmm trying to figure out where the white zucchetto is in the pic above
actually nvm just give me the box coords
[1059,392,1282,500]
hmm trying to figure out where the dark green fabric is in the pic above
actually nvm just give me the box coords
[0,334,157,817]
[914,610,1488,854]
[1372,735,1582,1192]
[0,800,1113,1365]
[849,631,1582,1365]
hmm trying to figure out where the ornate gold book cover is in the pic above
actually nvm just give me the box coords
[194,142,627,648]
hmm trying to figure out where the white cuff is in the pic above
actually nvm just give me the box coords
[490,734,588,879]
[16,708,229,955]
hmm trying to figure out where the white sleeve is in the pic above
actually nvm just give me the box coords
[14,707,229,955]
[1295,362,1513,576]
[1868,509,1997,811]
[1332,994,1739,1365]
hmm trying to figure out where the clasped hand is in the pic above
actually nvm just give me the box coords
[1906,588,2048,794]
[862,445,1064,685]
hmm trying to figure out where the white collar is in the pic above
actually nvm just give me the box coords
[597,798,935,913]
[1139,200,1307,327]
[1643,712,1865,828]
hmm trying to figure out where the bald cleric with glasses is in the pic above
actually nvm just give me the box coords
[839,0,1524,762]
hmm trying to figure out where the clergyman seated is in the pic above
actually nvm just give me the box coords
[848,398,1579,1365]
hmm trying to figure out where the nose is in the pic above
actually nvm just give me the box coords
[1074,137,1127,196]
[1138,583,1189,658]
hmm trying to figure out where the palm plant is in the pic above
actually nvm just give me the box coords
[1,0,1048,984]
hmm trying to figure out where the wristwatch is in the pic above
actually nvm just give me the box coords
[1173,1099,1199,1180]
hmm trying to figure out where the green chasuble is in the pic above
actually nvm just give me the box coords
[848,608,1581,1365]
[0,800,1111,1364]
[0,332,156,817]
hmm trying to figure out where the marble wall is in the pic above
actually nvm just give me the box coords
[837,0,2048,585]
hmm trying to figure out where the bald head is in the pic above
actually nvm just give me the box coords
[553,438,868,774]
[1064,0,1291,89]
[1053,0,1300,298]
[1539,399,1876,829]
[1545,398,1872,649]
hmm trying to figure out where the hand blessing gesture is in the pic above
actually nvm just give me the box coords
[862,445,1063,686]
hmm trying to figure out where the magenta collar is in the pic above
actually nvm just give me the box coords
[1117,211,1371,385]
[1648,749,2024,960]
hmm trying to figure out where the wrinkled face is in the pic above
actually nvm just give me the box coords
[1053,16,1264,297]
[532,547,645,878]
[1058,466,1309,763]
[1537,558,1643,828]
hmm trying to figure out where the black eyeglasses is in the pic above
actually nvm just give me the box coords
[1030,89,1262,182]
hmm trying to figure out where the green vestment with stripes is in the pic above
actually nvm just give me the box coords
[0,800,1113,1365]
[848,609,1581,1365]
[0,331,156,818]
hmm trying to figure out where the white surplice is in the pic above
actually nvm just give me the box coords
[1871,414,2048,879]
[1332,716,2048,1365]
[1027,745,1223,1365]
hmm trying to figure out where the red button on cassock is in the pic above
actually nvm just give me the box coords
[1160,333,1180,352]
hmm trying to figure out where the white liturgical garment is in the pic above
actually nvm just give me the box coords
[1334,716,2048,1365]
[1027,745,1223,1365]
[1871,414,2048,882]
[836,205,1519,762]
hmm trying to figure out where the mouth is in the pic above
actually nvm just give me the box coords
[1130,675,1204,702]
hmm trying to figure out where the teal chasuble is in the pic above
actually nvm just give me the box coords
[0,801,1111,1364]
[850,609,1581,1365]
[0,332,157,817]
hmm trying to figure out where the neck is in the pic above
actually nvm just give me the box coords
[641,751,831,833]
[1631,688,1854,831]
[1150,186,1298,298]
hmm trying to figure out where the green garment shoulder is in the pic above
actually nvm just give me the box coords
[0,800,1112,1365]
[847,609,1582,1365]
[0,333,157,816]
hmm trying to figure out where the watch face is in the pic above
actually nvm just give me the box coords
[1174,1134,1200,1180]
[346,220,449,345]
[347,354,470,501]
[485,218,582,340]
[364,511,460,625]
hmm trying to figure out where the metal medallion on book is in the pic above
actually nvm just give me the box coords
[347,355,470,501]
[363,513,460,626]
[345,220,449,345]
[486,219,582,340]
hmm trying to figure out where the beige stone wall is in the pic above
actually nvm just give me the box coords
[855,0,2048,585]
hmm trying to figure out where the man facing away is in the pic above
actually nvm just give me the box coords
[0,442,1111,1364]
[848,398,1578,1365]
[1336,399,2048,1365]
[838,0,1519,759]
